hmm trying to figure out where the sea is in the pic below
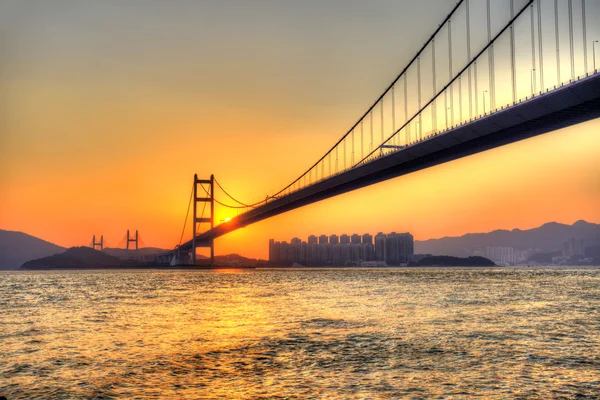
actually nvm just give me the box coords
[1,267,599,399]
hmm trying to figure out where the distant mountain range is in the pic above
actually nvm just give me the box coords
[2,221,599,269]
[415,220,600,257]
[0,230,65,270]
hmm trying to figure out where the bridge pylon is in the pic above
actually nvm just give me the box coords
[192,174,214,265]
[92,235,104,250]
[126,229,139,250]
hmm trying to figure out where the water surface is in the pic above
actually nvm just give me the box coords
[1,268,599,398]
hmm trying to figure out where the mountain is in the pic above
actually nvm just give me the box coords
[0,229,66,270]
[21,246,124,269]
[415,220,600,257]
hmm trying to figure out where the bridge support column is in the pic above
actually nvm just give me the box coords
[192,174,215,265]
[126,229,139,250]
[92,235,104,250]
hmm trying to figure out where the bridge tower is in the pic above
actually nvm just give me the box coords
[92,235,104,250]
[192,174,214,265]
[126,230,139,250]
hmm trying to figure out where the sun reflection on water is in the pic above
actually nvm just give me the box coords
[1,268,599,399]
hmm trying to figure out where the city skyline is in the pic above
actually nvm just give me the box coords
[270,231,414,265]
[1,0,599,260]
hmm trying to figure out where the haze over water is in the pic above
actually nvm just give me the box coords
[2,267,599,398]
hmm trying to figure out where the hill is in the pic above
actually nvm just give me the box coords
[21,246,125,269]
[103,247,169,259]
[214,253,268,267]
[0,229,65,270]
[414,220,600,257]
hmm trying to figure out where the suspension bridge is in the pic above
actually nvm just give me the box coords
[158,0,600,265]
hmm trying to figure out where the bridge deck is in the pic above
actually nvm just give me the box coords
[169,72,600,256]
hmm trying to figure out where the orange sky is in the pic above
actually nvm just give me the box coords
[1,0,599,258]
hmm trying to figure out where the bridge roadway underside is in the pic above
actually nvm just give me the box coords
[176,73,600,254]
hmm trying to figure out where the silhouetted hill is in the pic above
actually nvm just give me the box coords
[0,229,65,270]
[215,253,267,267]
[103,247,169,259]
[411,256,495,267]
[21,246,124,269]
[415,220,600,257]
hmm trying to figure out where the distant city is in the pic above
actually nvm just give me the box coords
[479,237,588,266]
[269,232,414,266]
[269,232,592,267]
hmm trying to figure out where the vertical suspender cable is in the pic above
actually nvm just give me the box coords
[510,0,517,103]
[432,38,437,131]
[445,90,448,128]
[380,99,384,145]
[531,4,537,94]
[351,129,354,166]
[370,112,373,152]
[459,76,463,122]
[361,121,364,159]
[474,61,478,116]
[487,0,495,110]
[568,0,574,80]
[555,0,560,85]
[343,138,346,169]
[391,86,396,145]
[466,0,472,119]
[448,19,454,126]
[404,74,408,144]
[582,0,587,73]
[417,56,422,139]
[538,0,544,90]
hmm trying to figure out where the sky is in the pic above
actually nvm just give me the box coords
[1,0,599,259]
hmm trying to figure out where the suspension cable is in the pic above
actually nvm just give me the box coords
[355,0,534,168]
[197,182,255,209]
[265,0,465,199]
[178,181,194,247]
[213,177,250,206]
[213,177,270,208]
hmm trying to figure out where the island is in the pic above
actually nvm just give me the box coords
[20,246,159,270]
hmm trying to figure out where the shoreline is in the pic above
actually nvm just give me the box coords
[7,264,600,272]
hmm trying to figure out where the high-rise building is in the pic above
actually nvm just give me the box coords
[385,232,399,262]
[397,232,414,263]
[375,233,386,261]
[300,242,308,262]
[330,234,339,245]
[307,243,318,262]
[318,244,329,262]
[269,231,413,265]
[331,244,342,262]
[485,246,517,264]
[269,239,281,262]
[562,238,585,257]
[362,243,374,261]
[341,244,351,261]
